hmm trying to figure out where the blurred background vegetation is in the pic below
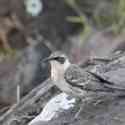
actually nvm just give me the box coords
[0,0,125,56]
[66,0,125,35]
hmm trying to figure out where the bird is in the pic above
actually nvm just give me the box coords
[43,51,125,97]
[42,51,125,119]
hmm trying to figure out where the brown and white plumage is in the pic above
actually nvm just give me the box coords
[43,51,125,98]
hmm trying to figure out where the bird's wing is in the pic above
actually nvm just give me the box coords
[64,64,86,84]
[64,65,111,92]
[64,65,125,93]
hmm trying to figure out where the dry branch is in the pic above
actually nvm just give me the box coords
[0,78,54,125]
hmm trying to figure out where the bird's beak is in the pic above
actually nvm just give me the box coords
[42,56,54,62]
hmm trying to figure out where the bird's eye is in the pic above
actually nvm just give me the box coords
[55,57,65,64]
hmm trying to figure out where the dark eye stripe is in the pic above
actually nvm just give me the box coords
[54,57,65,64]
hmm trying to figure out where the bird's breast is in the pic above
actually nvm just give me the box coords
[50,63,85,97]
[53,76,85,98]
[51,67,60,82]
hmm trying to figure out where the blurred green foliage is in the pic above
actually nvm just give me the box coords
[0,47,16,57]
[111,0,125,34]
[65,0,125,35]
[1,0,125,54]
[65,0,92,43]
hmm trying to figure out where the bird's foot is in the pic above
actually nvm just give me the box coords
[73,106,83,120]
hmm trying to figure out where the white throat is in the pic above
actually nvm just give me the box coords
[50,59,70,81]
[63,60,71,70]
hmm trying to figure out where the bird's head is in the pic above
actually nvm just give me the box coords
[42,51,71,79]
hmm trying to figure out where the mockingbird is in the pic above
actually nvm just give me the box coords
[43,51,125,98]
[43,51,125,119]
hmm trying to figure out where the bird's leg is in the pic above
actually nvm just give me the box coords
[74,103,84,120]
[73,97,92,120]
[73,97,106,120]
